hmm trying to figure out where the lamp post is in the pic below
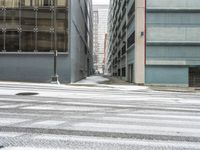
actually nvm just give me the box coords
[51,1,59,84]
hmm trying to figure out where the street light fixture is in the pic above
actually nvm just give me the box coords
[51,2,60,84]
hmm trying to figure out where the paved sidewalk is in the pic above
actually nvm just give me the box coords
[102,76,200,93]
[149,86,199,93]
[101,76,135,85]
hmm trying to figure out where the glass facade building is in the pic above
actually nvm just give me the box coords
[0,0,93,83]
[0,0,68,52]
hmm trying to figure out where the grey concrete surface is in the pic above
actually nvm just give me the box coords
[0,81,200,149]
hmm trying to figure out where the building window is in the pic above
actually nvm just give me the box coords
[21,8,36,31]
[122,67,126,77]
[128,2,135,21]
[0,0,68,53]
[118,69,120,76]
[21,31,35,52]
[20,0,32,6]
[5,31,19,52]
[5,0,20,8]
[57,0,67,7]
[35,0,52,7]
[127,31,135,48]
[122,44,126,55]
[0,31,4,51]
[6,9,20,30]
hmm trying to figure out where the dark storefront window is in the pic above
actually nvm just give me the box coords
[37,32,52,52]
[21,31,35,51]
[21,8,36,31]
[57,32,66,52]
[0,7,4,51]
[56,8,67,52]
[0,0,68,52]
[0,31,4,51]
[37,8,52,31]
[0,8,4,28]
[5,31,19,52]
[6,9,20,30]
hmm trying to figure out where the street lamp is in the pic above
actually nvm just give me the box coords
[51,2,59,84]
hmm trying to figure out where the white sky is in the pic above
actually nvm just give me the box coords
[93,0,109,5]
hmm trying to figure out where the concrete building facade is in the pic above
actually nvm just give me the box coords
[93,9,99,71]
[107,0,200,87]
[0,0,93,83]
[93,5,108,73]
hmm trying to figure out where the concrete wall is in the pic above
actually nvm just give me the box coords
[70,0,93,82]
[146,0,200,86]
[0,54,70,83]
[135,0,145,84]
[147,0,200,9]
[146,66,188,86]
[146,46,200,65]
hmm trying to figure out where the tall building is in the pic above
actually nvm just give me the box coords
[93,9,99,71]
[108,0,200,87]
[0,0,93,83]
[93,5,108,73]
[103,33,108,74]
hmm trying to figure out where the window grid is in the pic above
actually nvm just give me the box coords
[0,0,68,52]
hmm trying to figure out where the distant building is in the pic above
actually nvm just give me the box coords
[93,10,99,72]
[107,0,200,87]
[0,0,93,83]
[103,33,108,74]
[93,5,109,74]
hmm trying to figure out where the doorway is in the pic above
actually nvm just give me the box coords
[128,64,134,83]
[189,67,200,87]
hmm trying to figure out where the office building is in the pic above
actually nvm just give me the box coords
[107,0,200,87]
[93,5,108,73]
[0,0,93,83]
[93,9,99,71]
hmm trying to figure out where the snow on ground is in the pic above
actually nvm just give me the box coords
[2,148,66,150]
[0,81,65,88]
[74,75,109,85]
[0,75,148,98]
[108,85,148,91]
[74,75,148,91]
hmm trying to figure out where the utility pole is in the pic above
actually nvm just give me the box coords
[51,0,59,84]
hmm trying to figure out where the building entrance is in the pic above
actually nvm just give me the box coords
[128,64,134,83]
[189,67,200,87]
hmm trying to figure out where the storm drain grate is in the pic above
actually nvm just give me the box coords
[16,92,39,96]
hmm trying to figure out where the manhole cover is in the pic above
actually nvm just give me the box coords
[16,92,39,96]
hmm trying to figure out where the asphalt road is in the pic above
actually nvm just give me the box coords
[0,82,200,150]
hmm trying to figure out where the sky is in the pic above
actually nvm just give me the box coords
[93,0,109,5]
